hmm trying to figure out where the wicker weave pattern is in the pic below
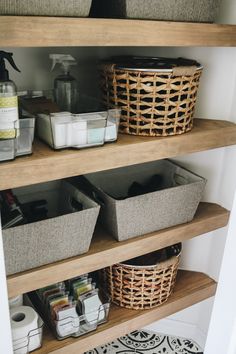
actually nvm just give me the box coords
[102,65,202,137]
[103,256,180,310]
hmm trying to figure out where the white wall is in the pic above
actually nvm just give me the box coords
[217,0,236,24]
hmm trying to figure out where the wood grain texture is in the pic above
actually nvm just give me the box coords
[0,17,236,47]
[34,270,217,354]
[1,119,236,191]
[7,202,229,298]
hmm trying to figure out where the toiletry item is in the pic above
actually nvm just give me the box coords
[9,295,23,308]
[128,174,164,198]
[21,199,48,223]
[66,274,88,294]
[48,294,69,310]
[105,109,121,142]
[79,289,105,325]
[50,54,78,113]
[72,278,93,300]
[87,118,106,145]
[38,283,65,299]
[42,287,64,304]
[56,304,80,338]
[0,51,20,140]
[0,190,24,229]
[10,306,40,353]
[105,121,117,142]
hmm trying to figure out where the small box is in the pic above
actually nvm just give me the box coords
[2,180,100,275]
[82,160,206,241]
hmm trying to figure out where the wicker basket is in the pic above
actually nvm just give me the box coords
[101,57,203,137]
[103,250,180,310]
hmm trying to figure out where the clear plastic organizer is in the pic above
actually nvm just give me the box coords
[0,116,35,162]
[13,317,44,354]
[28,290,110,340]
[37,109,120,150]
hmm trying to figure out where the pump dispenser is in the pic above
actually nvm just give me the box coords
[50,54,78,113]
[0,51,21,140]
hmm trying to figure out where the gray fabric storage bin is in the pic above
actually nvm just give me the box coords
[0,0,92,17]
[83,160,206,241]
[93,0,222,23]
[3,180,100,275]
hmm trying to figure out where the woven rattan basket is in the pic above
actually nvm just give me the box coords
[101,57,203,137]
[103,250,180,310]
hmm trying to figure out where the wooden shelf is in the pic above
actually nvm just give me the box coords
[7,202,229,298]
[0,17,236,47]
[1,119,236,191]
[34,270,217,354]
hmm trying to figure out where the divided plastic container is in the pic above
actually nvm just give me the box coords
[0,0,92,17]
[92,0,222,23]
[37,109,120,150]
[2,180,100,275]
[0,116,35,162]
[28,290,110,340]
[81,160,206,241]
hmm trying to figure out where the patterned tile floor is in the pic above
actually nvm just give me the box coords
[86,329,203,354]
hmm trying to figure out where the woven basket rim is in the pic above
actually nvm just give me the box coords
[114,66,203,73]
[102,64,203,73]
[117,254,180,270]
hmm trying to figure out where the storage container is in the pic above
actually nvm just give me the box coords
[28,289,110,340]
[81,160,206,241]
[0,0,92,17]
[37,109,120,150]
[102,56,203,137]
[92,0,222,23]
[2,180,100,275]
[102,247,181,310]
[0,116,35,162]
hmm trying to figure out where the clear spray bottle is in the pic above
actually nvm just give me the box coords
[50,54,78,113]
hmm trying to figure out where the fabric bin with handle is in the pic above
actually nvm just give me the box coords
[81,160,206,241]
[91,0,222,23]
[0,0,92,17]
[2,180,100,275]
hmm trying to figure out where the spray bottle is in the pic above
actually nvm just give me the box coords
[0,51,21,140]
[50,54,78,113]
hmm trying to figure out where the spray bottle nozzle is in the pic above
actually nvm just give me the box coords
[0,51,21,73]
[49,54,77,73]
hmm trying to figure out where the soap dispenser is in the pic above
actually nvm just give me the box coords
[50,54,78,113]
[0,51,20,140]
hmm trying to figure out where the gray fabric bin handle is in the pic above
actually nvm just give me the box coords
[92,191,106,207]
[174,173,190,186]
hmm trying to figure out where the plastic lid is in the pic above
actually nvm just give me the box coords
[109,56,202,72]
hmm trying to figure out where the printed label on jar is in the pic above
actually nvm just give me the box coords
[0,96,19,139]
